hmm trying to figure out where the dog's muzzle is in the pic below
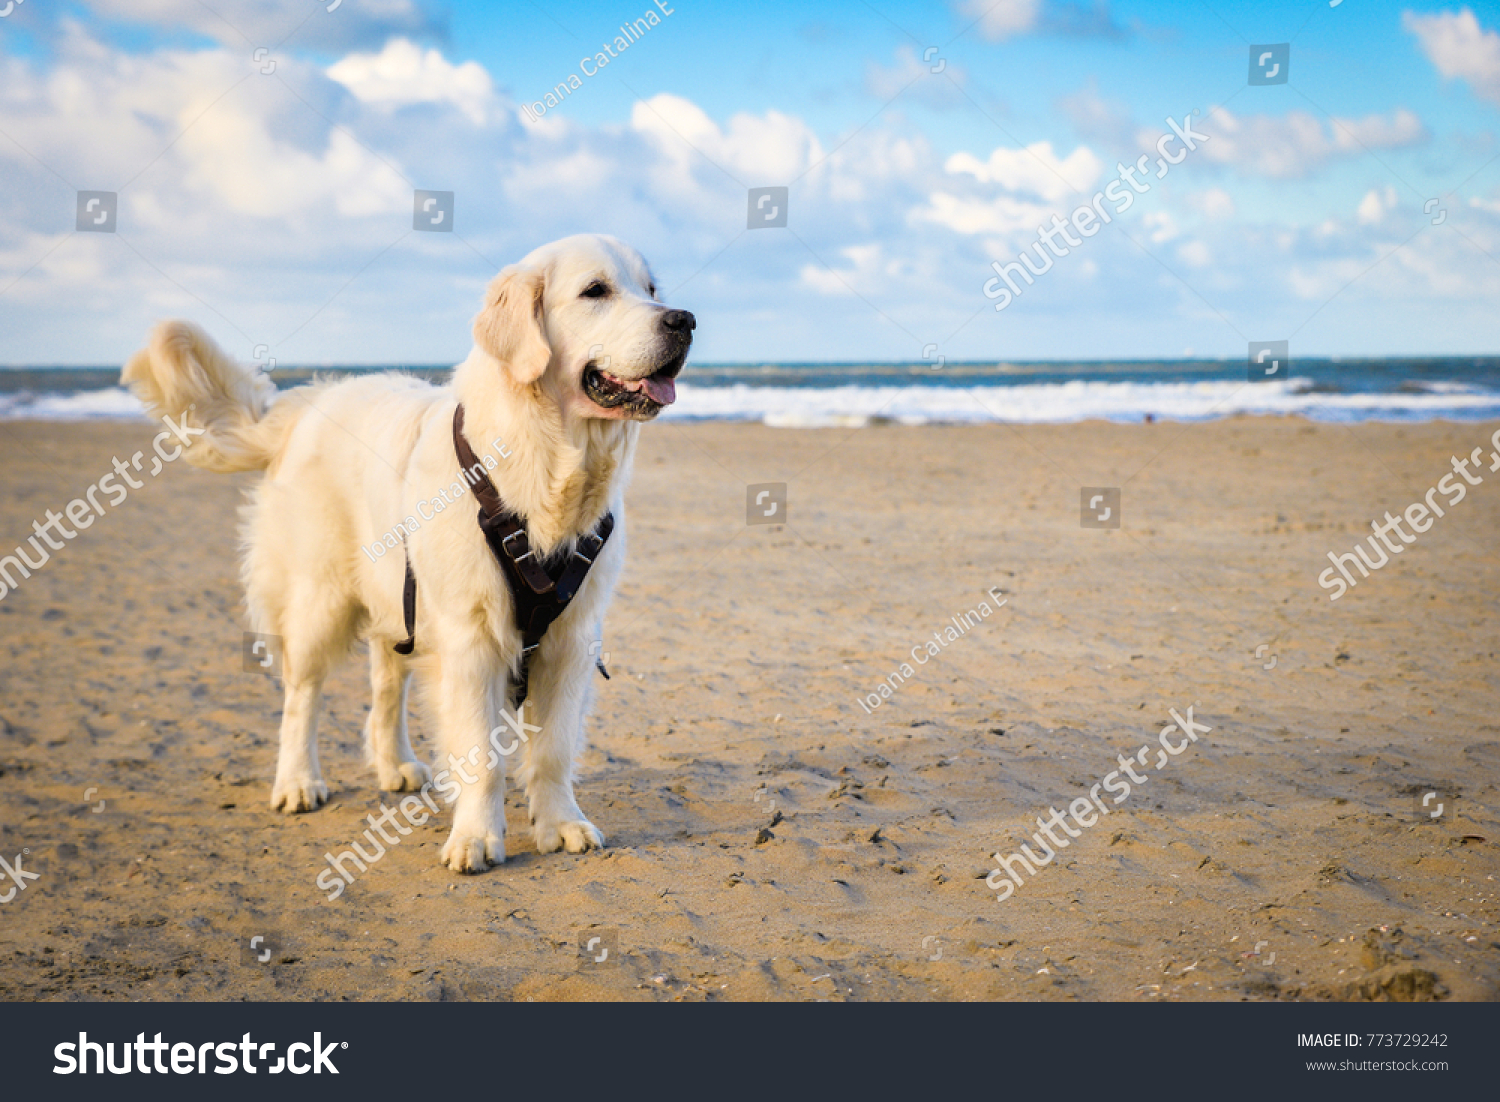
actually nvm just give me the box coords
[582,309,695,418]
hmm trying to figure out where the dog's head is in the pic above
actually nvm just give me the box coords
[472,234,695,422]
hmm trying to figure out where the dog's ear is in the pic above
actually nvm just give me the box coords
[472,264,550,386]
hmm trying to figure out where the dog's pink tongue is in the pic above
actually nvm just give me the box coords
[640,374,676,405]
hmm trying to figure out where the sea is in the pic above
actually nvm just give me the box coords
[3,357,1499,426]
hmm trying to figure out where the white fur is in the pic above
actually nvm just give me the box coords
[122,234,689,873]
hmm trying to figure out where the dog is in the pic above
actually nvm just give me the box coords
[122,233,694,872]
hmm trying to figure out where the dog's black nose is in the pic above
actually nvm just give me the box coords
[661,309,696,333]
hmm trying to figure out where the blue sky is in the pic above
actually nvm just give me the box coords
[1,0,1498,364]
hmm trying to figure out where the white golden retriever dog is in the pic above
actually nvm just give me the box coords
[123,234,694,872]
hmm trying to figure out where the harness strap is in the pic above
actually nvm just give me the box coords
[393,552,416,655]
[392,405,614,710]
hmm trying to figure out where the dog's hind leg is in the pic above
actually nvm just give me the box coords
[365,645,432,792]
[265,586,351,814]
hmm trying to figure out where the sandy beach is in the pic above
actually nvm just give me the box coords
[0,415,1496,1002]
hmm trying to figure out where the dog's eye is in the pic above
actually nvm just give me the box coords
[647,284,657,298]
[580,282,609,299]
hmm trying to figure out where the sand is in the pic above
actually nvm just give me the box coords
[0,415,1496,1002]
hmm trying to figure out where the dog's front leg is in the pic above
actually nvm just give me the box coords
[520,631,605,854]
[435,645,508,873]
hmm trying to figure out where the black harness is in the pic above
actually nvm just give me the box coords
[393,404,614,708]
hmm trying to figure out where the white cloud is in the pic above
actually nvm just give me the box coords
[328,38,496,125]
[799,244,886,295]
[0,18,1496,364]
[0,33,409,221]
[1188,188,1235,219]
[911,140,1099,240]
[1332,108,1427,150]
[864,46,968,106]
[1057,79,1135,151]
[1405,7,1500,107]
[1195,107,1426,178]
[81,0,435,49]
[183,122,408,219]
[1357,186,1398,225]
[629,93,824,185]
[955,0,1123,41]
[957,0,1041,41]
[1176,240,1211,267]
[944,141,1102,200]
[1142,211,1178,243]
[911,191,1052,235]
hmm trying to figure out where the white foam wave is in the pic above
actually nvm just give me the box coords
[662,377,1500,426]
[0,386,151,421]
[4,377,1499,426]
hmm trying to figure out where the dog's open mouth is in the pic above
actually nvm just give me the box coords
[582,351,685,418]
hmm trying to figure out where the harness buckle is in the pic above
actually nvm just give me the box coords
[501,527,532,562]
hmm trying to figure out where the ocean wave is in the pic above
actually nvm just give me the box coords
[0,386,151,421]
[4,377,1500,426]
[664,377,1500,425]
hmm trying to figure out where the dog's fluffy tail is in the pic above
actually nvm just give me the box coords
[123,321,285,473]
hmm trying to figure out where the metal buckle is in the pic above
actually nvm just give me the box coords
[501,528,532,562]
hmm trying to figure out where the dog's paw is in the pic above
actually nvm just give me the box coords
[378,760,432,793]
[534,817,605,854]
[271,776,328,813]
[440,828,505,873]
